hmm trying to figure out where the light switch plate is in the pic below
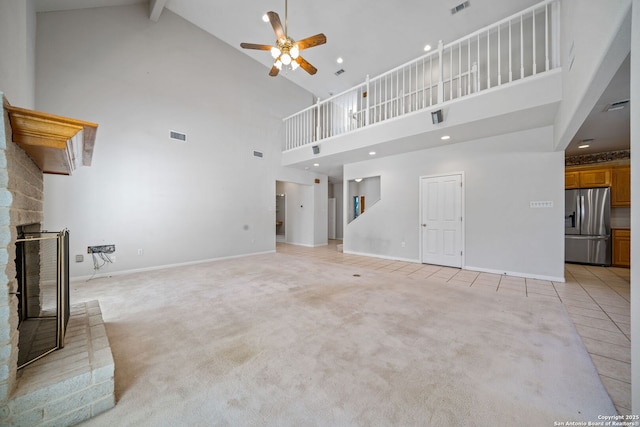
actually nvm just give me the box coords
[530,201,553,208]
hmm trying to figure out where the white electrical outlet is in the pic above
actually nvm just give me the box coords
[110,255,116,263]
[401,241,406,248]
[137,249,144,255]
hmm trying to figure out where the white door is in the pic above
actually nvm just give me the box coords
[420,174,463,267]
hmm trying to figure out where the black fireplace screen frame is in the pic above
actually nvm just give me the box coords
[15,229,70,369]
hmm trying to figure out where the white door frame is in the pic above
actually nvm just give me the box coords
[419,172,465,268]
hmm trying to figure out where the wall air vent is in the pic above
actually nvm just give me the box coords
[451,1,470,14]
[253,150,263,158]
[334,69,345,76]
[606,99,630,112]
[169,130,187,142]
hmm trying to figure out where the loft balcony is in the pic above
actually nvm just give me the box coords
[281,0,562,175]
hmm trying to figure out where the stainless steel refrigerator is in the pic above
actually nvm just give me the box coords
[565,187,611,265]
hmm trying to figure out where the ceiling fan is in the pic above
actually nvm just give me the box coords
[240,0,326,77]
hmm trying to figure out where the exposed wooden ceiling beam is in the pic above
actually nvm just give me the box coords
[149,0,167,22]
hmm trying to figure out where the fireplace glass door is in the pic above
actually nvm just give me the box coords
[15,229,70,369]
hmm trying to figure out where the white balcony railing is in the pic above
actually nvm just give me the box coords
[283,0,560,151]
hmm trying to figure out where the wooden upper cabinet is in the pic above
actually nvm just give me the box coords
[611,166,631,207]
[564,168,612,189]
[566,164,630,208]
[578,169,611,187]
[565,171,580,189]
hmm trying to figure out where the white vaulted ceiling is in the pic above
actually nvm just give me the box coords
[35,0,630,157]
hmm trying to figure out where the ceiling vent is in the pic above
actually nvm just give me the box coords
[334,69,345,76]
[606,99,630,112]
[169,130,187,142]
[451,1,470,14]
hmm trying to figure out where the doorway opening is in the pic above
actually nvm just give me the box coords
[276,194,286,243]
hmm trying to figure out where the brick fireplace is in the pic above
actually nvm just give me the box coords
[0,97,115,425]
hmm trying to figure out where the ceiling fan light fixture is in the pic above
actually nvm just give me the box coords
[281,53,292,65]
[240,0,326,77]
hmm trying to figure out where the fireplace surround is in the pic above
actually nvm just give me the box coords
[1,96,114,425]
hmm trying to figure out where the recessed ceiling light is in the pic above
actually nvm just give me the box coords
[337,57,343,64]
[313,163,319,167]
[441,135,450,140]
[424,44,432,52]
[262,14,269,22]
[578,144,590,149]
[369,151,376,156]
[354,178,363,182]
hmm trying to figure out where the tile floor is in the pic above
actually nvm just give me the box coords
[276,240,632,414]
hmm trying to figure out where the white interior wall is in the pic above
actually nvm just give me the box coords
[276,180,314,246]
[630,0,639,413]
[554,0,631,150]
[276,166,329,247]
[0,0,36,108]
[333,182,344,239]
[279,182,314,246]
[344,126,564,281]
[313,176,328,247]
[36,4,315,277]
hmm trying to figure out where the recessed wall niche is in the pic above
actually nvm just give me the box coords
[348,176,381,223]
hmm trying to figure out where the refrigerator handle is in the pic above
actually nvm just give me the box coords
[579,195,584,230]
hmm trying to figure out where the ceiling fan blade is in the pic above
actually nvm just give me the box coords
[296,56,317,75]
[296,34,327,50]
[267,11,286,40]
[269,65,280,77]
[240,43,273,51]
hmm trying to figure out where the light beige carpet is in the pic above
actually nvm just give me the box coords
[74,253,616,426]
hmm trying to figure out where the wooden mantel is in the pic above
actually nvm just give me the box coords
[4,100,98,175]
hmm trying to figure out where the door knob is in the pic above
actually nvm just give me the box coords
[422,224,427,227]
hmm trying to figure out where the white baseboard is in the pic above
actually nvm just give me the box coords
[343,250,419,264]
[72,250,276,281]
[283,242,328,248]
[463,265,565,283]
[342,252,565,282]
